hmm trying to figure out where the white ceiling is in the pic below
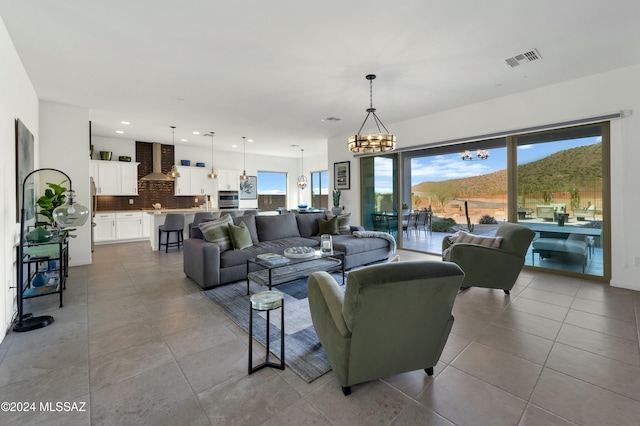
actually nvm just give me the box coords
[2,0,640,158]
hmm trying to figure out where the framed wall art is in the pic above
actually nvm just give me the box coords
[239,176,257,200]
[334,161,350,190]
[15,118,35,222]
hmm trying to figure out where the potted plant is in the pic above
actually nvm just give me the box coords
[332,189,344,215]
[35,180,68,228]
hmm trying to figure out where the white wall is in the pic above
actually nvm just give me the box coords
[39,101,92,267]
[90,135,136,160]
[329,64,640,291]
[0,17,40,338]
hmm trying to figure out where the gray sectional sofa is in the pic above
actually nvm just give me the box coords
[183,212,393,289]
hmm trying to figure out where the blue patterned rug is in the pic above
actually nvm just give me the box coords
[203,273,346,383]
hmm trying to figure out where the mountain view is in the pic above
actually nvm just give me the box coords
[412,143,602,206]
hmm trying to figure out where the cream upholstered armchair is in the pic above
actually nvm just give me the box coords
[442,223,535,294]
[307,261,464,395]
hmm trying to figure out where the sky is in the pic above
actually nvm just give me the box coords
[373,136,602,193]
[257,170,329,195]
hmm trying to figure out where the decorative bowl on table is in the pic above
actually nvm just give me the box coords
[284,246,316,259]
[297,204,308,209]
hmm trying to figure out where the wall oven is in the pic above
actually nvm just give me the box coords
[218,190,239,209]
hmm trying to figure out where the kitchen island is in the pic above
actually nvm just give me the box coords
[146,208,249,251]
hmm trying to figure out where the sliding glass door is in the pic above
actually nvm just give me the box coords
[515,123,608,279]
[361,155,398,233]
[376,122,610,280]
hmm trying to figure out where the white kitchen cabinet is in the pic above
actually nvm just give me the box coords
[120,163,140,195]
[90,160,140,195]
[94,213,116,242]
[217,169,240,191]
[174,166,215,196]
[116,212,143,240]
[142,212,151,238]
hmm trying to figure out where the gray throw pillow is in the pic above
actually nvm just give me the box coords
[198,214,233,251]
[326,212,352,234]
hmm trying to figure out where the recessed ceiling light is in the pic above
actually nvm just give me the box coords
[121,121,130,125]
[192,131,200,135]
[115,130,124,134]
[181,138,188,142]
[322,117,341,122]
[247,139,254,142]
[231,144,238,148]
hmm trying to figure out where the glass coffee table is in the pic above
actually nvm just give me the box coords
[246,250,345,295]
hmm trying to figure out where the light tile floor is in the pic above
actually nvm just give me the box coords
[0,241,638,425]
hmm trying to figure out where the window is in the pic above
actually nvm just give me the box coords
[257,171,287,212]
[311,170,329,208]
[378,122,609,280]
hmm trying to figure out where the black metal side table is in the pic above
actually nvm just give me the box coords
[248,290,285,374]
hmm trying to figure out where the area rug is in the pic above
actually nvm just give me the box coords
[203,272,347,383]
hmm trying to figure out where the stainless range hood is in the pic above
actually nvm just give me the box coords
[140,143,174,181]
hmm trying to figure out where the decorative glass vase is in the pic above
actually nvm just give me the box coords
[321,234,333,254]
[32,272,47,287]
[52,190,90,228]
[26,227,53,243]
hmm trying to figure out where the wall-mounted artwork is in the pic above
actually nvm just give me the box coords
[15,119,35,222]
[239,176,257,200]
[334,161,350,190]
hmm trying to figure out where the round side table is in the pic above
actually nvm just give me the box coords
[248,290,285,374]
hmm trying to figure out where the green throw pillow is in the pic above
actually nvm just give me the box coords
[198,215,233,251]
[326,212,352,234]
[317,216,339,235]
[228,222,253,250]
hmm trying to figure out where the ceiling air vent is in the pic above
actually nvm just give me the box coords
[505,48,542,68]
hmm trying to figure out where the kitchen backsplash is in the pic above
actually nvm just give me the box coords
[95,142,205,211]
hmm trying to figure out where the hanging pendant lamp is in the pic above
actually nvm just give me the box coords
[240,137,249,181]
[297,148,308,189]
[166,126,181,179]
[204,132,217,179]
[348,74,396,153]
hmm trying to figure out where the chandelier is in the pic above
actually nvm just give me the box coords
[240,137,249,181]
[348,74,396,153]
[166,126,180,178]
[297,148,307,189]
[461,149,490,161]
[204,132,217,179]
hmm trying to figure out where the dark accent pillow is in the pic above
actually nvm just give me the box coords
[228,222,253,250]
[295,212,327,237]
[255,213,301,241]
[318,216,339,235]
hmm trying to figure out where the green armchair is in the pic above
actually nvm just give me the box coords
[442,223,535,294]
[307,261,464,395]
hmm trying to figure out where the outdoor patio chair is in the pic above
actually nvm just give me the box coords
[402,212,418,238]
[416,211,431,237]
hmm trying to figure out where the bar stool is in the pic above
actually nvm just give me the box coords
[192,212,215,225]
[249,290,285,374]
[158,214,185,253]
